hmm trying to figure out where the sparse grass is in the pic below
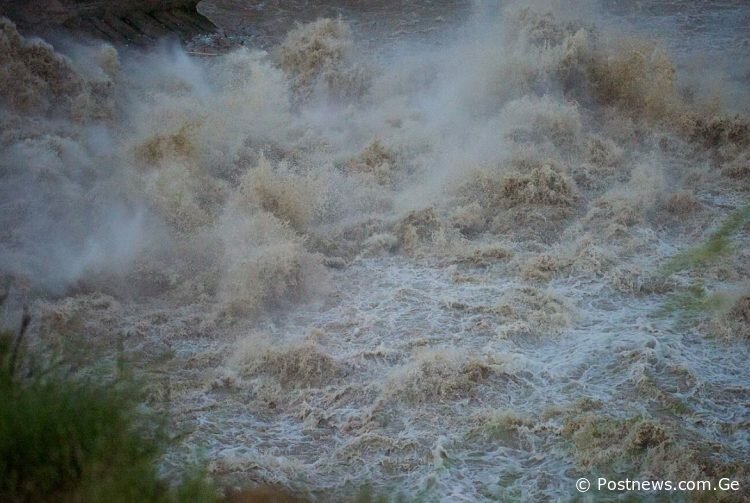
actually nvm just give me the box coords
[662,202,750,275]
[658,281,735,326]
[657,202,750,325]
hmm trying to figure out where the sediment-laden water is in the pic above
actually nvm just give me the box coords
[1,1,749,500]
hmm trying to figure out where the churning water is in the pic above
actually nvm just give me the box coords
[1,0,749,500]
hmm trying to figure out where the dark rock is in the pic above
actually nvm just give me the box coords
[0,0,216,45]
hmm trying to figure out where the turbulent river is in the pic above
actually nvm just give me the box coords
[1,0,750,500]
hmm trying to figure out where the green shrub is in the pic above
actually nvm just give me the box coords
[0,318,217,503]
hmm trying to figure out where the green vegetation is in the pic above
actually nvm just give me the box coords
[658,281,735,325]
[657,202,750,325]
[0,311,217,503]
[663,202,750,275]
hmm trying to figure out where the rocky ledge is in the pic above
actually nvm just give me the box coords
[0,0,215,45]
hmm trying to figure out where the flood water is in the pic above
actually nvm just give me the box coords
[1,0,749,500]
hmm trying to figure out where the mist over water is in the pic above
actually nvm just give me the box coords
[1,1,750,500]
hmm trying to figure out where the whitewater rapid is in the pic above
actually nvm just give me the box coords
[1,1,749,500]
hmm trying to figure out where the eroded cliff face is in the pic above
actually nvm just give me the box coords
[0,0,215,44]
